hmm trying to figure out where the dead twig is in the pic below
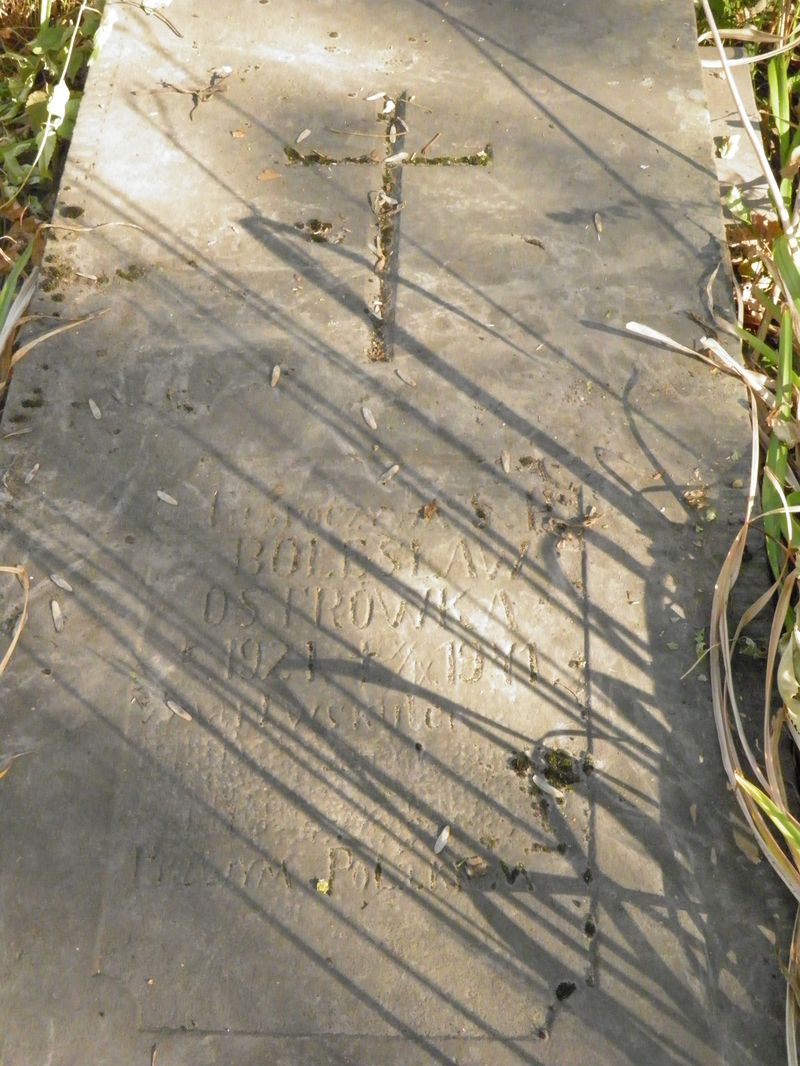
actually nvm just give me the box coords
[161,72,228,119]
[116,0,184,38]
[419,132,441,155]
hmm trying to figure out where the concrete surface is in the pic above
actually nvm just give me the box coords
[0,1,790,1064]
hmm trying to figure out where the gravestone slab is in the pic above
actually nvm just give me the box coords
[0,2,790,1064]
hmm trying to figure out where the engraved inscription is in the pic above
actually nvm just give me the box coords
[193,502,584,736]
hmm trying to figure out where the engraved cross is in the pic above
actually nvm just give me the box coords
[284,92,492,362]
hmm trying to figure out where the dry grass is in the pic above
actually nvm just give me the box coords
[630,2,800,1061]
[0,1,84,24]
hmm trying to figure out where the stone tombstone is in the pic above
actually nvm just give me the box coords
[0,1,789,1064]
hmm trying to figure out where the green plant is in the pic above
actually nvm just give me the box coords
[705,0,747,25]
[0,0,106,401]
[0,1,100,213]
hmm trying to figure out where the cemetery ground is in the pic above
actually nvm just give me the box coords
[2,1,800,1064]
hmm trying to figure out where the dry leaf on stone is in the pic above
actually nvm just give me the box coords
[523,236,545,248]
[23,463,39,484]
[50,574,73,593]
[715,134,740,160]
[384,151,408,166]
[593,212,603,240]
[362,405,378,431]
[296,128,311,144]
[156,490,178,506]
[166,699,192,722]
[88,398,102,420]
[231,128,246,139]
[420,499,439,520]
[380,463,400,485]
[683,487,708,509]
[370,190,398,211]
[271,365,281,388]
[50,599,64,633]
[257,169,281,182]
[434,825,450,854]
[501,450,511,474]
[464,856,490,879]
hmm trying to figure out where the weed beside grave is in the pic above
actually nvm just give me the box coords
[0,1,102,693]
[655,3,800,1059]
[0,0,101,389]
